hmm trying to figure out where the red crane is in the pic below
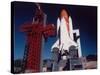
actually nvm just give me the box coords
[20,4,55,73]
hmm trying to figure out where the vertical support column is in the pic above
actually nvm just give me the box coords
[73,29,82,58]
[52,48,59,71]
[40,13,47,72]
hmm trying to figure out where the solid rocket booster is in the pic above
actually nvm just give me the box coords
[51,9,77,52]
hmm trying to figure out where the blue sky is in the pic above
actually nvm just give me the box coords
[13,2,97,60]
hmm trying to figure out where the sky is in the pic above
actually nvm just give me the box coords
[12,1,97,60]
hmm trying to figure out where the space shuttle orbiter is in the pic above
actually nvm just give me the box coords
[51,9,77,53]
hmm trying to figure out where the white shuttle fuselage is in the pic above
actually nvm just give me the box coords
[51,9,82,57]
[52,17,77,51]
